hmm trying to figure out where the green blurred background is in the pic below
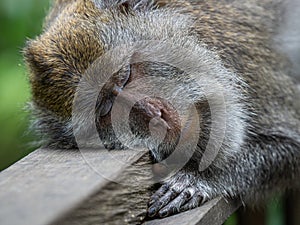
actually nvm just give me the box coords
[0,0,50,171]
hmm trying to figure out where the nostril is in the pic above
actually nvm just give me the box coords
[160,108,169,121]
[160,107,178,129]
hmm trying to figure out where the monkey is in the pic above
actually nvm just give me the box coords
[24,0,300,219]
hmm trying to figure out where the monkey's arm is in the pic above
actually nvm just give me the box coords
[148,132,300,218]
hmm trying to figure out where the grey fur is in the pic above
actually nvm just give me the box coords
[24,0,300,218]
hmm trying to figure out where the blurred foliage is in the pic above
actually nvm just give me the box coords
[0,0,50,171]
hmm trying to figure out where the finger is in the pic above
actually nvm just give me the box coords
[180,193,203,212]
[148,188,178,217]
[149,184,169,205]
[158,187,195,218]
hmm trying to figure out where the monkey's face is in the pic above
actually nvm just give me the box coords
[95,62,186,160]
[24,2,192,154]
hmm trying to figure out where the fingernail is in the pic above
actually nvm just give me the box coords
[148,207,157,217]
[159,210,168,218]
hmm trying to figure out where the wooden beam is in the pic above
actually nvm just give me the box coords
[0,148,147,225]
[0,148,240,225]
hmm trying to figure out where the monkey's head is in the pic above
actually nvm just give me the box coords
[24,0,246,167]
[23,0,196,153]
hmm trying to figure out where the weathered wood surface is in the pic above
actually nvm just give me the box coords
[0,148,147,225]
[0,148,240,225]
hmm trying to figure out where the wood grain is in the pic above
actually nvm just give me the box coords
[0,148,240,225]
[0,148,147,225]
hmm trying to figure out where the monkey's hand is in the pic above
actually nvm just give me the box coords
[148,171,211,218]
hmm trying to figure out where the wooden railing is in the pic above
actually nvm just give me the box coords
[0,148,240,225]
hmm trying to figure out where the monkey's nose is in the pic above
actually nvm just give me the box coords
[128,97,181,139]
